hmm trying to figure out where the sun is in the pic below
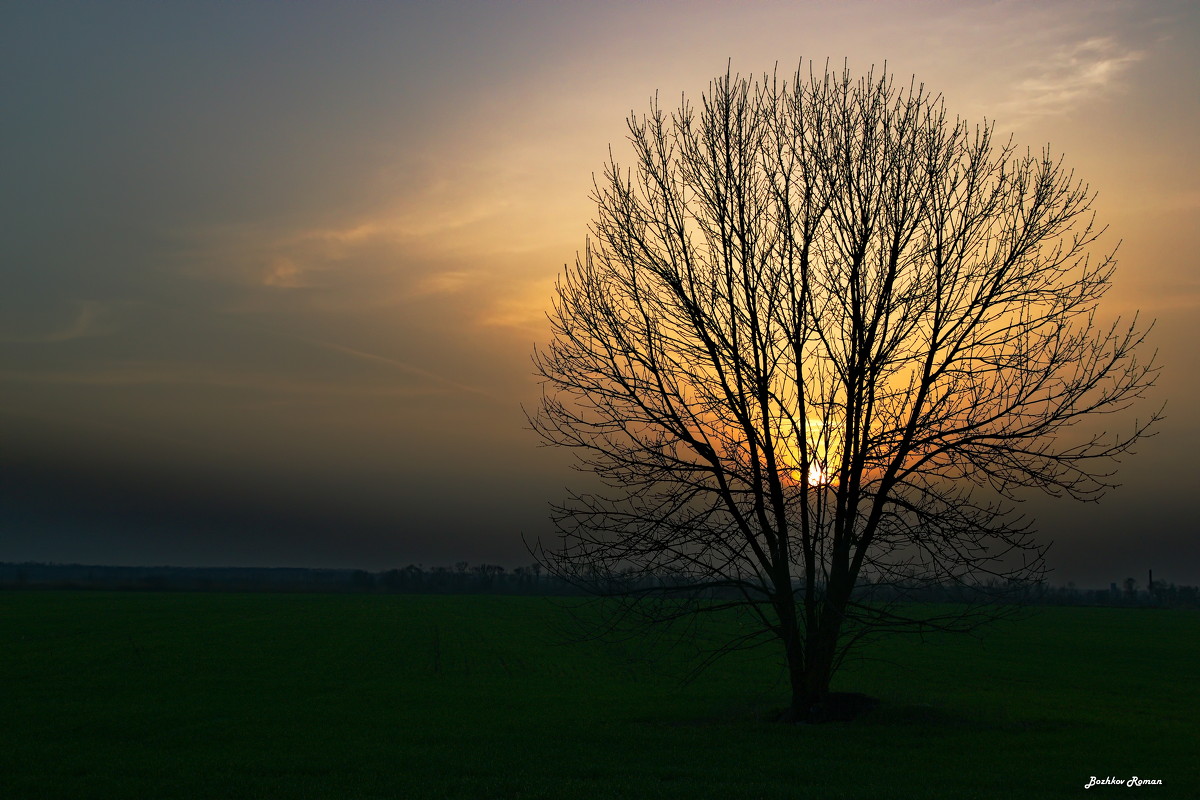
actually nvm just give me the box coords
[788,462,832,487]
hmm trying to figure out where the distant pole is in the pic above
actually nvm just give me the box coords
[1148,568,1153,593]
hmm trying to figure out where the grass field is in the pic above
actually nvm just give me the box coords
[1,591,1196,799]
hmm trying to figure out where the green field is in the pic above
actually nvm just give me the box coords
[1,592,1196,799]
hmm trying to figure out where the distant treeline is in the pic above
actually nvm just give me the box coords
[0,562,1196,607]
[860,578,1200,609]
[0,561,576,596]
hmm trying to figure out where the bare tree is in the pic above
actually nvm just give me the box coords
[529,63,1159,722]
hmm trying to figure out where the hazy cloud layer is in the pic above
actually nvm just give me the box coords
[2,0,1196,584]
[1003,36,1143,123]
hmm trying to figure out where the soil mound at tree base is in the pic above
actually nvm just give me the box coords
[782,692,880,724]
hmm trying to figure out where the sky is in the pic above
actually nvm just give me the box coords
[2,0,1197,586]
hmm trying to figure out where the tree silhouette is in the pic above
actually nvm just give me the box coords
[530,63,1159,721]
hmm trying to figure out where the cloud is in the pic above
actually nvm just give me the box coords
[295,337,500,401]
[411,270,475,297]
[261,256,307,288]
[176,179,564,331]
[0,361,443,399]
[0,300,117,344]
[1003,36,1143,124]
[476,279,553,338]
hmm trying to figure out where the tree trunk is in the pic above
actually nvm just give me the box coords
[779,625,836,722]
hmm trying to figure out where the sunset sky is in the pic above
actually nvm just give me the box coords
[3,0,1197,586]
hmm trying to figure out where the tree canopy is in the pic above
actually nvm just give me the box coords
[530,62,1159,721]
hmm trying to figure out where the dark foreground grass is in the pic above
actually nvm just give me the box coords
[1,591,1196,799]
